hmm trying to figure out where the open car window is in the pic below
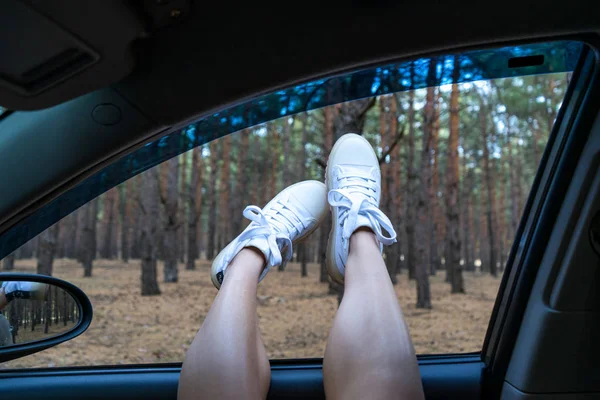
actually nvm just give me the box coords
[0,41,584,368]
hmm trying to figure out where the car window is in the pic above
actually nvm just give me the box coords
[0,41,581,367]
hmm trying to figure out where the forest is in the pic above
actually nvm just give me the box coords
[0,71,568,312]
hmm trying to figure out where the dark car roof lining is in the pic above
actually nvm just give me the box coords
[115,2,600,127]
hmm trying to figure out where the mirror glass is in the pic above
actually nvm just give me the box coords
[0,280,80,347]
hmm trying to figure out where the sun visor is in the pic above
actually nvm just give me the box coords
[0,0,143,110]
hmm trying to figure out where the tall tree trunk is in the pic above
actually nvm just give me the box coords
[405,73,417,281]
[131,175,142,259]
[379,96,398,284]
[270,124,279,201]
[461,145,475,272]
[2,252,15,271]
[139,167,161,296]
[162,157,180,283]
[430,89,440,276]
[101,189,117,259]
[206,142,221,260]
[415,60,435,309]
[81,198,98,277]
[186,148,203,270]
[319,108,335,283]
[390,95,402,277]
[298,113,309,277]
[120,182,130,263]
[251,133,261,206]
[498,142,508,272]
[282,118,292,188]
[233,130,251,235]
[380,96,398,284]
[446,78,464,293]
[178,154,188,264]
[507,120,520,240]
[65,212,78,259]
[480,97,498,277]
[37,224,59,276]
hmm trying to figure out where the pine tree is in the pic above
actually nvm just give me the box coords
[446,70,464,293]
[139,167,161,296]
[162,157,180,282]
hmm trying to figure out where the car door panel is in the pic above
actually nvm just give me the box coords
[0,357,483,400]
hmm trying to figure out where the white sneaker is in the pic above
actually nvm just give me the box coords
[326,133,397,283]
[211,180,328,289]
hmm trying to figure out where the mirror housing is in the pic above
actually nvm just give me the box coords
[0,273,92,363]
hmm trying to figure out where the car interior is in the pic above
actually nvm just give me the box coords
[1,1,600,399]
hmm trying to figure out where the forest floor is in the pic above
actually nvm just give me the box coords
[11,320,78,346]
[2,258,502,368]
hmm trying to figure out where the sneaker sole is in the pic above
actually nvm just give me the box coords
[211,180,327,289]
[325,133,378,285]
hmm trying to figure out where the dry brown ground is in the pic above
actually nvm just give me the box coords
[12,320,78,345]
[2,258,501,369]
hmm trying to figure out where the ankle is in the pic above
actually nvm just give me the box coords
[350,227,377,245]
[226,247,265,281]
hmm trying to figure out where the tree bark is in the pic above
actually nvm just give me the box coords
[233,130,251,235]
[251,133,262,206]
[480,96,498,277]
[186,148,203,270]
[162,157,180,283]
[446,78,464,293]
[130,175,142,259]
[120,182,130,263]
[81,198,98,277]
[139,167,161,296]
[380,96,398,284]
[270,124,279,201]
[390,95,403,277]
[65,212,78,259]
[414,60,435,309]
[101,189,117,259]
[298,113,309,277]
[430,88,440,276]
[319,108,335,283]
[461,150,475,272]
[206,142,221,260]
[405,72,417,281]
[37,223,59,276]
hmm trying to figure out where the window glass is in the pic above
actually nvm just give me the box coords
[0,41,579,367]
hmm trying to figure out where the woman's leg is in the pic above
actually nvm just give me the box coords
[179,180,328,399]
[323,228,425,400]
[178,248,271,400]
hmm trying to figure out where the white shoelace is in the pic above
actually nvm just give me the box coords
[222,200,306,271]
[328,168,397,245]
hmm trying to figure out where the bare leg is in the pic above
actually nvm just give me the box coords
[323,229,425,400]
[178,248,271,400]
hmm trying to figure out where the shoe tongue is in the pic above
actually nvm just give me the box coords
[339,164,374,179]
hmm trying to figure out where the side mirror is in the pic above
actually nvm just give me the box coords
[0,273,92,363]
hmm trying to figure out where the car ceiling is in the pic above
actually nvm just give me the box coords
[1,0,599,125]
